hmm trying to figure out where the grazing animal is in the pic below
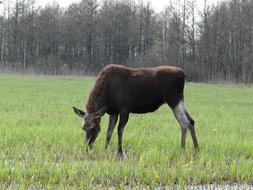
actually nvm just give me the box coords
[73,64,199,156]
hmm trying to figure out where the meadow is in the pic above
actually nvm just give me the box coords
[0,75,253,189]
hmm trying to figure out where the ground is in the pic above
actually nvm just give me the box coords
[0,76,253,189]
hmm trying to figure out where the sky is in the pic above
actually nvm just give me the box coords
[34,0,221,13]
[0,0,221,17]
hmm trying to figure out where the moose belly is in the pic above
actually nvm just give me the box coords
[130,98,164,113]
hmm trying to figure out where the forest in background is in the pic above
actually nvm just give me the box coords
[0,0,253,82]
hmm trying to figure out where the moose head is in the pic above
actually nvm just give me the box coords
[73,106,107,148]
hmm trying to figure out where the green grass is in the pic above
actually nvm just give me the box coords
[0,76,253,189]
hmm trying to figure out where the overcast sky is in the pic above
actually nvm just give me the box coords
[0,0,221,16]
[34,0,220,13]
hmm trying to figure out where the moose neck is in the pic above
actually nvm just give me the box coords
[86,69,108,114]
[86,88,106,114]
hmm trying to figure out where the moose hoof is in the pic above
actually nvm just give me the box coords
[116,151,127,160]
[194,146,200,153]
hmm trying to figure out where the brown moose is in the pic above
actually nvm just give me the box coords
[73,64,199,157]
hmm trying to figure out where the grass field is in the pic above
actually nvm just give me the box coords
[0,75,253,189]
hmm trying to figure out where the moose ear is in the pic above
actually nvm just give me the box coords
[73,106,86,118]
[94,106,107,118]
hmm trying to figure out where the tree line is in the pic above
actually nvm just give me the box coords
[0,0,253,82]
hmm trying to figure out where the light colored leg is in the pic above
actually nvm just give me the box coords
[172,100,190,149]
[188,124,199,149]
[183,104,199,150]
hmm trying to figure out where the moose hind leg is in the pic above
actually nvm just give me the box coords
[172,101,190,149]
[106,114,118,149]
[185,111,199,149]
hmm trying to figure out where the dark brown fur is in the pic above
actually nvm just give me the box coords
[74,64,199,155]
[86,64,185,114]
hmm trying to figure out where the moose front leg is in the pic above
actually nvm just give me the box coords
[105,114,118,149]
[117,112,129,157]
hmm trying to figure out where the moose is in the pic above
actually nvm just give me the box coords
[73,64,199,156]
